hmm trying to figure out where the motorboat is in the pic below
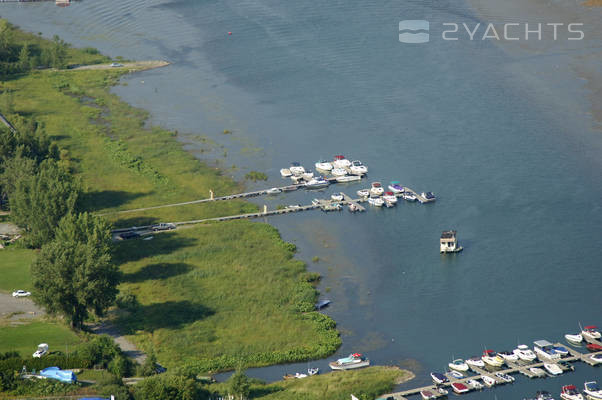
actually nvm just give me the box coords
[565,333,583,344]
[348,203,362,213]
[402,191,417,202]
[295,372,308,379]
[370,182,384,196]
[420,390,437,400]
[481,350,504,367]
[305,177,329,189]
[303,170,314,180]
[514,344,537,362]
[420,191,436,203]
[553,345,569,356]
[584,382,602,400]
[537,391,555,400]
[266,187,281,195]
[382,192,398,204]
[349,160,368,175]
[494,372,514,383]
[581,326,601,341]
[357,189,370,198]
[498,350,519,362]
[448,359,469,372]
[329,353,370,370]
[336,175,361,183]
[586,343,602,352]
[388,181,405,193]
[529,367,546,377]
[280,168,292,177]
[315,300,331,310]
[448,370,464,379]
[466,379,484,390]
[543,363,563,375]
[557,360,574,371]
[466,356,485,368]
[332,155,351,169]
[589,353,602,364]
[436,387,449,396]
[289,162,305,176]
[315,160,333,171]
[430,372,449,384]
[331,168,347,177]
[368,197,384,207]
[451,382,470,394]
[534,340,561,361]
[331,193,344,202]
[481,375,496,387]
[560,385,584,400]
[383,199,396,208]
[307,367,319,376]
[282,185,300,192]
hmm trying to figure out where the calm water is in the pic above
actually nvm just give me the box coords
[2,0,601,398]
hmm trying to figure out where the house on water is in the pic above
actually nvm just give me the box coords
[440,230,463,253]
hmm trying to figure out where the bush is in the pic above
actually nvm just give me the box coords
[116,290,139,311]
[98,383,131,400]
[244,171,267,182]
[108,355,133,378]
[75,335,121,369]
[133,375,207,400]
[0,355,88,374]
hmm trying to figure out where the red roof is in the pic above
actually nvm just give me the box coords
[584,325,598,330]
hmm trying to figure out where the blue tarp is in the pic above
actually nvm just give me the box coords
[40,367,77,383]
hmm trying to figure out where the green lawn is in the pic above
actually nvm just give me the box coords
[0,248,36,292]
[0,320,83,357]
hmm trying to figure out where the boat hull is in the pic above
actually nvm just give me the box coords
[329,360,370,370]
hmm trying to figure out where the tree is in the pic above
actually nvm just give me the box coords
[228,368,250,400]
[140,351,158,377]
[18,43,30,72]
[50,35,68,69]
[30,212,118,328]
[0,150,36,201]
[134,375,204,400]
[11,160,80,247]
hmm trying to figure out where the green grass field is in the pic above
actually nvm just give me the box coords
[0,320,82,357]
[0,248,35,292]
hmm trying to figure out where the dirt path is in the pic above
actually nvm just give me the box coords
[0,292,45,320]
[70,60,169,71]
[89,321,146,364]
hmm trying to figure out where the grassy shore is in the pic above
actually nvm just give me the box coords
[0,320,82,356]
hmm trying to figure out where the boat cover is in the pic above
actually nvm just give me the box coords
[584,325,598,330]
[40,367,76,383]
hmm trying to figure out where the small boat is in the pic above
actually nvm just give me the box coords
[466,379,484,390]
[420,390,437,400]
[430,372,449,385]
[560,385,584,400]
[586,343,602,352]
[280,168,292,177]
[336,175,361,183]
[315,300,331,310]
[451,382,470,394]
[307,367,319,376]
[543,363,563,375]
[329,353,369,370]
[537,391,556,400]
[349,160,368,175]
[553,345,569,356]
[294,372,308,379]
[565,333,583,343]
[331,167,347,177]
[419,191,436,203]
[315,160,333,171]
[266,188,282,195]
[582,326,601,341]
[303,170,314,180]
[368,197,384,207]
[514,344,537,362]
[482,350,504,367]
[584,381,602,400]
[448,359,469,372]
[466,356,485,368]
[481,375,496,387]
[305,177,329,189]
[388,181,405,193]
[529,367,546,377]
[332,155,351,169]
[436,387,449,396]
[283,373,296,380]
[534,340,561,361]
[382,191,398,204]
[331,193,344,202]
[370,182,384,196]
[357,189,370,198]
[590,353,602,364]
[289,162,305,176]
[348,203,362,213]
[494,372,514,383]
[282,185,300,192]
[402,192,417,202]
[448,370,464,379]
[557,360,574,371]
[499,350,519,362]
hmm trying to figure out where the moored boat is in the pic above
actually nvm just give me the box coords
[402,191,417,201]
[436,387,449,396]
[305,177,329,189]
[561,385,584,400]
[388,181,405,193]
[557,360,574,371]
[331,193,344,202]
[466,356,485,368]
[586,343,602,352]
[280,168,292,177]
[584,381,602,400]
[383,191,398,204]
[514,344,537,362]
[466,379,484,390]
[307,367,319,376]
[481,375,496,387]
[282,185,300,192]
[534,340,561,361]
[368,197,384,207]
[370,182,384,196]
[357,189,370,198]
[332,155,351,169]
[543,363,563,375]
[481,350,504,367]
[329,353,369,370]
[315,160,333,171]
[420,390,437,400]
[430,372,449,385]
[448,359,469,372]
[537,391,555,400]
[348,203,362,213]
[581,326,601,341]
[448,370,464,379]
[565,333,583,343]
[589,353,602,364]
[336,175,361,183]
[331,167,347,177]
[553,345,569,356]
[266,187,281,195]
[420,191,436,203]
[303,170,314,180]
[451,382,470,394]
[289,162,305,176]
[529,367,546,377]
[499,350,519,362]
[350,160,368,175]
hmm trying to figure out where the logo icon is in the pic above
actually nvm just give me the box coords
[399,20,430,43]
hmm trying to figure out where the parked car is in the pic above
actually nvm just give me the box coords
[151,223,176,232]
[110,62,124,67]
[117,231,140,240]
[33,343,48,358]
[12,290,31,297]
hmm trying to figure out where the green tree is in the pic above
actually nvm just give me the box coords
[140,351,158,377]
[0,151,36,201]
[30,212,118,328]
[11,160,80,247]
[134,375,204,400]
[228,368,250,400]
[0,20,13,57]
[50,35,68,69]
[18,43,30,72]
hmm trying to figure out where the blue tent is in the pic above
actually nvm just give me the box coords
[40,367,77,383]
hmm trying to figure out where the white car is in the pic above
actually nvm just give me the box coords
[110,62,124,67]
[33,343,48,358]
[12,290,31,297]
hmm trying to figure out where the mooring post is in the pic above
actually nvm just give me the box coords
[263,205,267,214]
[209,189,214,200]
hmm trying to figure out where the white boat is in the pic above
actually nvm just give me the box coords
[294,372,308,379]
[466,356,485,368]
[534,340,561,361]
[536,391,555,400]
[466,379,484,390]
[448,359,469,372]
[514,344,537,362]
[280,168,292,177]
[307,367,319,376]
[357,189,370,197]
[589,353,602,364]
[436,387,449,396]
[331,193,344,202]
[331,168,347,177]
[266,188,282,195]
[315,160,333,171]
[561,385,584,400]
[332,155,351,169]
[303,170,314,180]
[529,367,546,377]
[420,191,436,203]
[420,390,437,400]
[348,203,362,213]
[448,370,464,379]
[289,162,305,176]
[370,182,384,196]
[402,192,417,202]
[565,333,583,343]
[368,197,384,207]
[481,375,496,387]
[329,353,369,370]
[305,177,329,189]
[482,350,504,367]
[498,351,519,362]
[336,175,361,183]
[382,192,398,204]
[349,160,368,175]
[581,326,601,341]
[494,372,514,383]
[584,382,602,400]
[388,181,405,193]
[430,372,449,385]
[544,363,563,375]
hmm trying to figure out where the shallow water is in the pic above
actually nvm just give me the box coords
[2,0,601,398]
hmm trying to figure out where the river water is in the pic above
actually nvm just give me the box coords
[2,0,601,398]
